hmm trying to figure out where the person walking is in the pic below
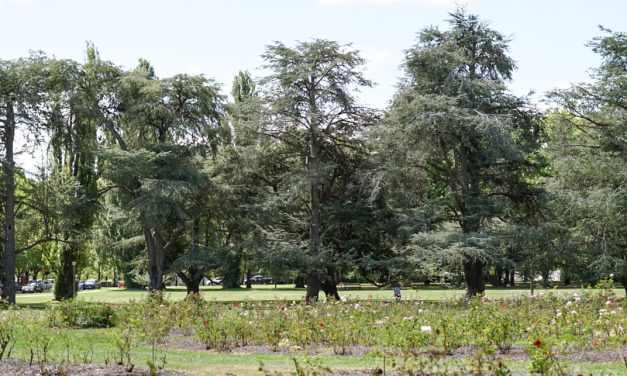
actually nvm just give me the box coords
[393,285,401,301]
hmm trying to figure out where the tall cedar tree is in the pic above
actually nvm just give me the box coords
[388,9,543,297]
[85,49,226,291]
[260,40,376,301]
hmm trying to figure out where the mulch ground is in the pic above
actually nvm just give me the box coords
[0,359,189,376]
[165,328,627,363]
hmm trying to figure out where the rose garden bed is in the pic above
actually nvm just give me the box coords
[0,288,625,375]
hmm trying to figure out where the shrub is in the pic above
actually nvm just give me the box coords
[51,300,118,328]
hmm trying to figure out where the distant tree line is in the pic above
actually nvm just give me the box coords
[0,9,625,303]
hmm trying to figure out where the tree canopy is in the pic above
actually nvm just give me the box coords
[1,10,626,302]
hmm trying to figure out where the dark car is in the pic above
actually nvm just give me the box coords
[244,275,273,285]
[82,279,101,289]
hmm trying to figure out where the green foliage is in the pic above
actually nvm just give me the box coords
[547,28,627,289]
[0,309,19,360]
[381,8,545,295]
[49,300,117,328]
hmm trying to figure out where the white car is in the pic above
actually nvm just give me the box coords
[22,282,44,293]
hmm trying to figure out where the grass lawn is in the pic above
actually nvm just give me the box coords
[15,285,626,306]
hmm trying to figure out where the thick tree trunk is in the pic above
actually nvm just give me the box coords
[54,247,76,300]
[305,272,321,302]
[144,223,165,291]
[320,279,340,301]
[294,275,305,288]
[223,253,241,289]
[620,276,627,296]
[2,103,16,303]
[320,267,340,300]
[463,259,485,298]
[177,270,202,294]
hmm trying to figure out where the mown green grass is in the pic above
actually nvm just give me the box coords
[16,285,626,306]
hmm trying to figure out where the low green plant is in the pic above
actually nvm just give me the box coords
[128,292,173,375]
[109,325,137,372]
[527,338,565,375]
[0,309,19,360]
[50,300,117,328]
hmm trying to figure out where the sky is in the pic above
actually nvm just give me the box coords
[1,0,625,169]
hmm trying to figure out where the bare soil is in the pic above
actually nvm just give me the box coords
[0,359,190,376]
[166,328,627,363]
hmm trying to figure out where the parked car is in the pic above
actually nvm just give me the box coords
[22,282,44,293]
[243,275,273,285]
[82,279,101,289]
[39,280,53,291]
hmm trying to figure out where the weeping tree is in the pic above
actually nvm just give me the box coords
[45,58,100,300]
[385,8,544,297]
[258,39,377,301]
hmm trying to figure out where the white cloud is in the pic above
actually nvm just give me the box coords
[0,0,40,9]
[317,0,480,8]
[358,46,394,67]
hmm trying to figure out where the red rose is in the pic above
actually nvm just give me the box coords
[435,328,441,335]
[601,338,607,344]
[533,339,542,347]
[319,322,325,327]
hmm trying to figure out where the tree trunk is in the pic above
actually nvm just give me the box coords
[620,275,627,296]
[294,275,305,288]
[305,272,321,302]
[563,272,571,286]
[493,265,504,287]
[144,223,165,291]
[509,269,515,286]
[463,259,485,298]
[2,102,16,303]
[320,266,340,301]
[54,246,76,300]
[320,279,340,301]
[177,270,202,294]
[245,269,252,289]
[541,270,550,288]
[503,268,510,286]
[223,253,241,289]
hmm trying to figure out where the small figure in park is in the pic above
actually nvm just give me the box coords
[393,285,401,301]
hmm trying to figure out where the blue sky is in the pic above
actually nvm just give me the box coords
[1,0,625,109]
